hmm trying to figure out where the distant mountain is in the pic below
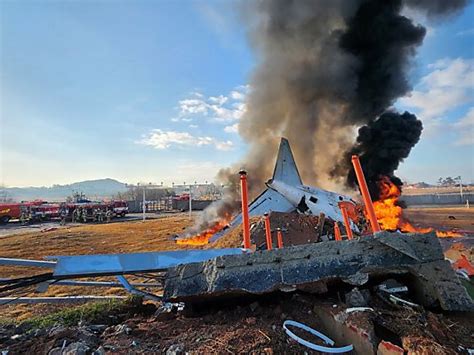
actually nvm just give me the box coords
[1,178,128,202]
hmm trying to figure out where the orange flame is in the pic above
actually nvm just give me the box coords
[373,176,462,238]
[176,217,230,246]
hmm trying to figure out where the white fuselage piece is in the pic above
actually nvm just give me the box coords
[267,179,356,229]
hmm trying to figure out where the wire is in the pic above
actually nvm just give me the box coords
[0,272,55,294]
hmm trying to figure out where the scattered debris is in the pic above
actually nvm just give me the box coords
[345,288,370,307]
[283,320,354,353]
[164,232,473,311]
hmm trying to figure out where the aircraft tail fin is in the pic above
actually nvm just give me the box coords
[272,138,302,185]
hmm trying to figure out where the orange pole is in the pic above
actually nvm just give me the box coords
[239,169,251,249]
[334,222,342,241]
[340,205,353,240]
[351,155,381,233]
[264,212,273,250]
[276,228,283,248]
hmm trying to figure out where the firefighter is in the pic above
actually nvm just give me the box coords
[82,207,88,223]
[77,208,82,223]
[19,206,29,225]
[59,204,67,226]
[75,207,81,223]
[97,208,104,223]
[105,208,112,223]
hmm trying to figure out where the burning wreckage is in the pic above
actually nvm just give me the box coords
[1,138,473,353]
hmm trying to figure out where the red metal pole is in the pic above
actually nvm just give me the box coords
[339,205,353,240]
[351,155,381,233]
[334,222,342,241]
[264,212,273,250]
[239,170,251,249]
[276,228,283,248]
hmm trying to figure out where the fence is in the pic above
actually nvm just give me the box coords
[401,193,473,206]
[126,198,213,213]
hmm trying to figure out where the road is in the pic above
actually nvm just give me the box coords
[0,212,190,238]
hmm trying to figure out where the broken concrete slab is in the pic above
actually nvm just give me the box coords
[164,232,474,311]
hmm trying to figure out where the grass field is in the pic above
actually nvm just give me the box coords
[0,206,472,320]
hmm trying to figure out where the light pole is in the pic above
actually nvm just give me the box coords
[138,183,146,222]
[188,182,194,220]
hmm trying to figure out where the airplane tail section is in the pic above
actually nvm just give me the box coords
[272,138,302,186]
[209,188,294,242]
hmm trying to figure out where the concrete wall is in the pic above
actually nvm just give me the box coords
[401,193,474,206]
[126,199,213,212]
[173,200,212,211]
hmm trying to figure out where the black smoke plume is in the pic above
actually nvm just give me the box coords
[190,0,467,233]
[345,111,423,199]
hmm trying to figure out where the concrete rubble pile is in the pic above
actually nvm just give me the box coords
[164,231,473,312]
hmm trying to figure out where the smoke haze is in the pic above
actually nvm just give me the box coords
[191,0,467,232]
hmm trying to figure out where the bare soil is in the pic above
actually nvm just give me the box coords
[404,206,474,233]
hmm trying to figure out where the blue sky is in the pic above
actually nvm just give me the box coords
[1,0,473,187]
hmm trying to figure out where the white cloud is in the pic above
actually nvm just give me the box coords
[224,123,239,133]
[178,98,209,115]
[138,129,233,151]
[209,95,228,105]
[399,58,474,122]
[453,108,474,146]
[422,58,473,89]
[214,140,234,151]
[400,88,469,120]
[457,28,474,36]
[171,85,248,123]
[230,90,245,100]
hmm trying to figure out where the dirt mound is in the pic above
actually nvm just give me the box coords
[2,292,473,354]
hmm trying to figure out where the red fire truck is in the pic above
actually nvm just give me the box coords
[0,200,47,223]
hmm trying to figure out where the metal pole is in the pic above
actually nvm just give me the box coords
[239,170,251,249]
[189,184,192,220]
[276,228,283,248]
[264,212,272,250]
[351,155,381,233]
[339,205,353,240]
[142,186,146,222]
[334,222,342,241]
[460,177,463,200]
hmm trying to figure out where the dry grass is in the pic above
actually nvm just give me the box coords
[0,215,195,269]
[1,208,472,321]
[0,215,197,320]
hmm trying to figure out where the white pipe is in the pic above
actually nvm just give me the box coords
[0,258,56,268]
[116,275,161,302]
[0,296,126,305]
[283,320,353,353]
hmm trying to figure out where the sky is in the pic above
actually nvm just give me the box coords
[0,0,473,188]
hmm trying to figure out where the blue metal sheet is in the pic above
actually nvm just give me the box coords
[48,248,245,277]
